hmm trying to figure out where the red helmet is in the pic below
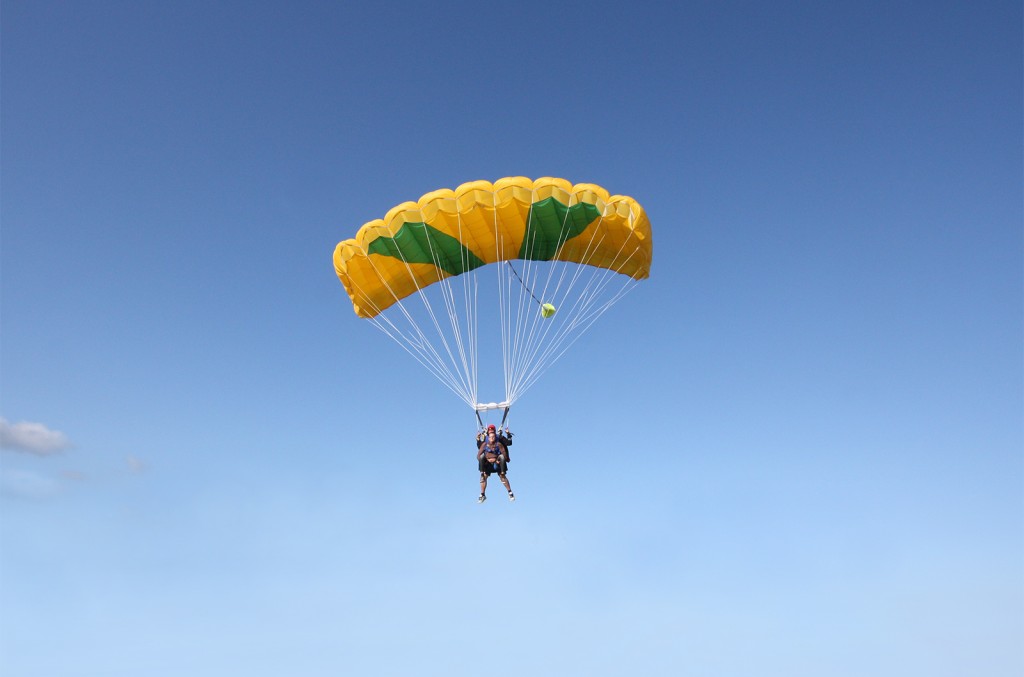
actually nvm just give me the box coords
[487,424,497,432]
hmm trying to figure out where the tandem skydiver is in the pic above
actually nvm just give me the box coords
[476,423,514,503]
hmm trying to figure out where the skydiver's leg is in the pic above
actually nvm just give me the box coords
[479,472,488,495]
[498,472,512,494]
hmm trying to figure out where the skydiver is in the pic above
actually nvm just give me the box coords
[476,424,514,503]
[475,422,513,450]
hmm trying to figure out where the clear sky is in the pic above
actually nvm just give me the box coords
[1,1,1021,675]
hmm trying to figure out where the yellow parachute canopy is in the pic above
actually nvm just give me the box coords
[334,176,652,318]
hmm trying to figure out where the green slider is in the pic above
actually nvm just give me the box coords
[366,198,602,273]
[519,198,601,260]
[367,222,486,277]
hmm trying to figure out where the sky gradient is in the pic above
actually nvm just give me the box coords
[2,2,1021,675]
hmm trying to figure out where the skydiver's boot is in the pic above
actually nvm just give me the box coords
[477,493,486,504]
[508,492,515,502]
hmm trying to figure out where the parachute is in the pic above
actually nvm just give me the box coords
[333,176,652,414]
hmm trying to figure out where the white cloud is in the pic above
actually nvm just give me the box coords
[0,418,71,455]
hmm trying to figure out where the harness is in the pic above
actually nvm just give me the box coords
[476,406,510,431]
[476,408,510,477]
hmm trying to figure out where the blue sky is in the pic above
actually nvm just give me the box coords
[1,1,1021,675]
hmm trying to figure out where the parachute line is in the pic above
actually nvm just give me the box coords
[505,261,542,306]
[354,231,477,407]
[334,178,651,412]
